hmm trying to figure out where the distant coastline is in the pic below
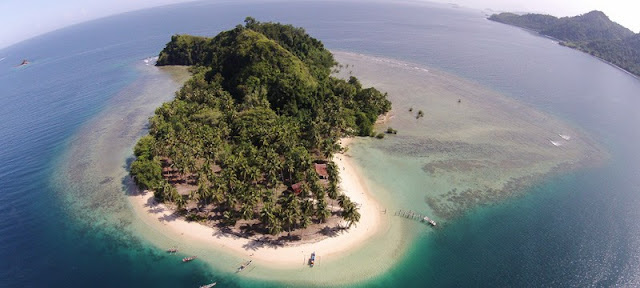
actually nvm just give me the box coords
[489,11,640,79]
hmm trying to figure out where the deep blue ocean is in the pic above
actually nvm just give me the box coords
[2,1,640,287]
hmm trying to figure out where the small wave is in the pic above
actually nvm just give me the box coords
[143,56,159,65]
[0,57,5,62]
[549,140,563,147]
[558,134,571,141]
[334,51,430,74]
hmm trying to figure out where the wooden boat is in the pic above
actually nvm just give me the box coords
[237,260,252,272]
[309,252,316,267]
[199,282,216,288]
[182,256,197,262]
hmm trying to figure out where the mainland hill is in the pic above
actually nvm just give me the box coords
[489,11,640,77]
[130,18,391,238]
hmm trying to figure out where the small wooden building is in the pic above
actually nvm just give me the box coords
[291,182,303,195]
[314,163,329,179]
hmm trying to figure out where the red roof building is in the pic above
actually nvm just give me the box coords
[314,163,329,179]
[291,182,303,195]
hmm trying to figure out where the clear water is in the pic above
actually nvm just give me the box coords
[2,1,640,287]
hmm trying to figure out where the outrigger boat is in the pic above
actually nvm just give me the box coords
[167,247,178,253]
[237,260,252,272]
[182,256,197,262]
[309,252,316,267]
[199,282,216,288]
[423,216,437,226]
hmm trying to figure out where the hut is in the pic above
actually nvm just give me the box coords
[314,163,329,179]
[291,182,303,195]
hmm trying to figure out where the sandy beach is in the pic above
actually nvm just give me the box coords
[128,138,383,268]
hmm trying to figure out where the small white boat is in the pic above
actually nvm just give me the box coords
[199,282,216,288]
[182,256,197,262]
[423,216,437,226]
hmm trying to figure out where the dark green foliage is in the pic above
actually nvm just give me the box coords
[215,29,318,116]
[355,112,373,136]
[540,11,633,42]
[386,127,398,134]
[375,133,385,139]
[131,19,392,234]
[133,135,155,160]
[130,158,163,190]
[157,35,211,66]
[243,17,336,80]
[489,11,633,42]
[489,12,559,32]
[489,11,640,78]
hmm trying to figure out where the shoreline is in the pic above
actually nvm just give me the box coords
[128,138,384,268]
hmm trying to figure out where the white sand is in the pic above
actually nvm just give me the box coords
[128,138,383,268]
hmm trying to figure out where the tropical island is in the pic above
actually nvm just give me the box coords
[489,10,640,77]
[129,18,391,243]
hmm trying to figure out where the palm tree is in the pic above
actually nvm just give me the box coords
[301,199,314,217]
[222,210,236,226]
[327,182,339,200]
[279,192,300,232]
[300,214,311,229]
[338,194,350,208]
[316,199,331,223]
[267,217,282,235]
[240,202,254,220]
[327,161,339,183]
[199,184,213,206]
[341,202,361,228]
[260,203,275,224]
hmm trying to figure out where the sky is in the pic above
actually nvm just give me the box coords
[1,0,639,49]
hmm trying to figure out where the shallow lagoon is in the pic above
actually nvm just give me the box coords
[51,50,606,285]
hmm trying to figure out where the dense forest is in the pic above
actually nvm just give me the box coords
[489,11,640,77]
[130,18,391,237]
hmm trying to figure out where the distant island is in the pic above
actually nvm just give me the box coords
[130,18,391,240]
[489,10,640,77]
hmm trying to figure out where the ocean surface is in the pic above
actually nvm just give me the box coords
[2,1,640,287]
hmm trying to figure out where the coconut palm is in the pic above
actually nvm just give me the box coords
[341,202,360,228]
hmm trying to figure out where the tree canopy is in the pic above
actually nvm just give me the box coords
[131,18,391,236]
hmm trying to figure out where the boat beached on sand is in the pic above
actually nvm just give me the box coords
[309,252,316,267]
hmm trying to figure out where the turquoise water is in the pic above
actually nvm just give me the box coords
[2,1,640,287]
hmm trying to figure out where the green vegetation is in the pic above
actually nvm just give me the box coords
[416,110,424,119]
[489,11,640,77]
[130,18,391,236]
[386,127,398,134]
